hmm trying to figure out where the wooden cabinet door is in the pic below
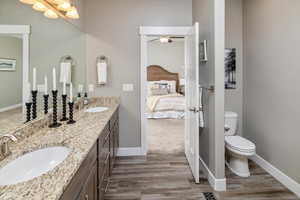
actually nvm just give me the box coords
[113,119,119,161]
[78,164,98,200]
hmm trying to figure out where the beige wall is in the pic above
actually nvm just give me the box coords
[148,40,185,78]
[225,0,243,135]
[85,0,192,147]
[0,36,22,109]
[243,0,300,183]
[193,0,225,179]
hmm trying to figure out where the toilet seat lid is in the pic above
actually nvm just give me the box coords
[225,136,255,152]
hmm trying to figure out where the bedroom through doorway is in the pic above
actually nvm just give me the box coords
[145,36,186,155]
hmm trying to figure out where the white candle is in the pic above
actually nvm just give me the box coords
[52,68,56,91]
[63,78,66,95]
[26,82,31,102]
[78,84,83,93]
[70,82,73,102]
[33,68,37,91]
[44,76,48,95]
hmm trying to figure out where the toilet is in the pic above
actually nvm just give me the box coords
[225,111,256,177]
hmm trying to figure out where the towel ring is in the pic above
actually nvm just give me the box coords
[60,55,75,66]
[96,55,108,64]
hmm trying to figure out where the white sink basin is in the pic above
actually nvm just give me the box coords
[85,107,108,113]
[0,146,71,186]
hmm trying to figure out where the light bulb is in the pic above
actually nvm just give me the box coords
[51,0,68,4]
[19,0,36,5]
[44,9,58,19]
[32,2,47,12]
[58,2,71,11]
[66,6,79,19]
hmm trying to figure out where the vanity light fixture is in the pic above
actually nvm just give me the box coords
[19,0,79,19]
[19,0,36,4]
[32,2,47,12]
[44,9,58,19]
[57,1,71,11]
[66,6,79,19]
[50,0,65,4]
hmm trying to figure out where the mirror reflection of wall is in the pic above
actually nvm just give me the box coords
[0,0,86,134]
[0,35,23,133]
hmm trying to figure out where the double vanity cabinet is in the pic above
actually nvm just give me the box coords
[60,108,119,200]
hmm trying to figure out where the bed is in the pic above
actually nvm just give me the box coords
[146,65,185,119]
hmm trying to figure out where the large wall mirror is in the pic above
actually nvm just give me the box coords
[0,0,86,134]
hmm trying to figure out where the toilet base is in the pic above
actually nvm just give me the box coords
[226,153,250,177]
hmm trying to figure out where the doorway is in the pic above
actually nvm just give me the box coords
[146,37,186,154]
[140,25,201,183]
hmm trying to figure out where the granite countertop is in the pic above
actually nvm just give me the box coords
[0,97,120,200]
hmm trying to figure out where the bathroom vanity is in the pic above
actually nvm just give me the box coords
[0,97,120,200]
[60,107,119,200]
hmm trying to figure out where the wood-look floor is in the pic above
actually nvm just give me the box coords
[216,161,299,200]
[105,153,299,200]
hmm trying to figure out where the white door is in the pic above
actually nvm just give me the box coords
[185,22,200,183]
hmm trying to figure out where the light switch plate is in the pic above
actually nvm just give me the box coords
[88,84,94,92]
[123,84,134,92]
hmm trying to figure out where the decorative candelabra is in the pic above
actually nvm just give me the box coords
[67,101,76,124]
[61,94,68,121]
[43,94,49,114]
[49,90,62,128]
[25,102,32,123]
[31,90,38,120]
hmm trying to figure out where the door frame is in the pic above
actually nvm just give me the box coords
[139,26,191,155]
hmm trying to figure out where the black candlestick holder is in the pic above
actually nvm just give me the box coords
[25,102,32,123]
[31,90,38,120]
[61,94,68,121]
[43,94,49,114]
[49,90,62,128]
[67,101,76,124]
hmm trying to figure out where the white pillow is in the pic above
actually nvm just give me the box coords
[147,81,162,96]
[150,87,169,96]
[160,80,176,93]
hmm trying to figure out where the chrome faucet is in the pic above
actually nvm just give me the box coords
[0,134,18,161]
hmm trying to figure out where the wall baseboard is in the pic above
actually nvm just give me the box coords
[117,147,145,156]
[199,156,226,191]
[0,104,22,113]
[251,154,300,197]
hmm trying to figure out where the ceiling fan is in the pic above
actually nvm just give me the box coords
[149,36,184,43]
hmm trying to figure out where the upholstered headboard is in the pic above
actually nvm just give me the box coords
[147,65,180,92]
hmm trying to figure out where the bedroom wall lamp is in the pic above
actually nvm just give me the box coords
[19,0,79,19]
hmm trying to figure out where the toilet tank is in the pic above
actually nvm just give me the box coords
[225,111,238,136]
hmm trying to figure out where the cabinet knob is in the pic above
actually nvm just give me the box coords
[85,194,89,200]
